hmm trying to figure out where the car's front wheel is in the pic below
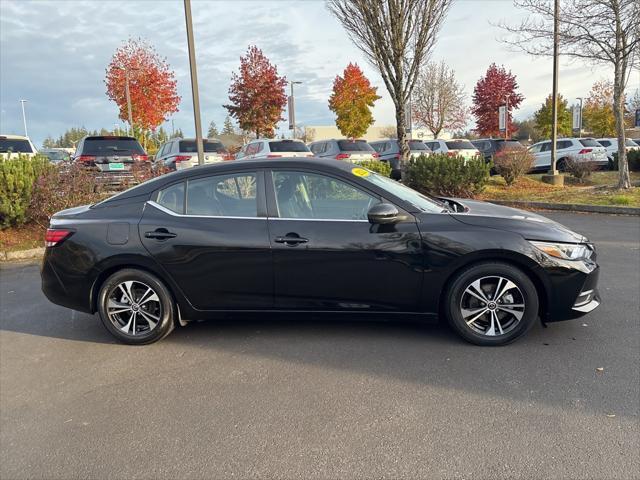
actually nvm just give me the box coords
[97,269,175,345]
[444,262,539,346]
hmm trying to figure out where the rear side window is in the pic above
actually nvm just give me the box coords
[179,140,226,153]
[337,140,374,152]
[269,141,309,153]
[409,141,429,150]
[579,139,600,147]
[557,140,572,149]
[157,182,185,214]
[186,172,257,217]
[445,140,475,150]
[0,139,33,153]
[81,137,145,155]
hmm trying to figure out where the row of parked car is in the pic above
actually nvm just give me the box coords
[2,133,639,184]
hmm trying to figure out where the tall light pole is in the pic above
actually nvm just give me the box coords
[289,81,302,138]
[543,0,563,185]
[19,99,28,137]
[576,97,583,138]
[184,0,204,165]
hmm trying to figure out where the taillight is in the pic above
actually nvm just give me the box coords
[133,154,149,162]
[267,154,282,158]
[578,148,592,154]
[77,155,96,165]
[446,151,456,157]
[336,153,350,160]
[372,153,380,159]
[395,153,401,159]
[45,229,73,247]
[174,155,192,162]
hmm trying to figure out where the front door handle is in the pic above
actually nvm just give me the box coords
[274,235,308,245]
[145,228,177,240]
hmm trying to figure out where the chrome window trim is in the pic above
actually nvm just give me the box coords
[269,217,370,223]
[147,200,265,220]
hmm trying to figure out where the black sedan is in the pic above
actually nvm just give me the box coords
[41,158,600,346]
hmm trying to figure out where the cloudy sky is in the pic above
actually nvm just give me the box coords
[1,0,630,147]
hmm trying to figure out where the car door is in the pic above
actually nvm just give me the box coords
[266,168,423,312]
[139,169,273,310]
[530,142,549,168]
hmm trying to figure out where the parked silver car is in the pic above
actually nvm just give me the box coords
[308,139,379,163]
[237,139,312,160]
[155,138,229,171]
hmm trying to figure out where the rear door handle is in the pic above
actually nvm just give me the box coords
[145,228,177,240]
[274,235,308,245]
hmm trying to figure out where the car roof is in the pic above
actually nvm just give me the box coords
[102,157,360,203]
[0,134,30,140]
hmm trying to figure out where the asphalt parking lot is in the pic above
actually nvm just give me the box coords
[1,212,638,479]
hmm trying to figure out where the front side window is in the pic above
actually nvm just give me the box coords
[273,171,379,220]
[186,172,257,217]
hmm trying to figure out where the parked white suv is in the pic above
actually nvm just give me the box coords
[423,139,480,160]
[0,134,37,159]
[155,138,228,171]
[238,139,312,160]
[596,138,640,162]
[528,138,608,171]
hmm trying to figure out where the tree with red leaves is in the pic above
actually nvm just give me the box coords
[329,63,380,139]
[105,38,180,132]
[472,64,523,137]
[225,46,288,138]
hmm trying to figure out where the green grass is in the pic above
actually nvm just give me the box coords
[479,171,640,207]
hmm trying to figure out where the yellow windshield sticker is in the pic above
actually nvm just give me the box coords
[351,167,370,177]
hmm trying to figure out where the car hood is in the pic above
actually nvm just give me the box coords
[442,198,587,243]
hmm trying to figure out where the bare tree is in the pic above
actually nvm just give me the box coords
[498,0,640,189]
[327,0,452,164]
[412,60,468,138]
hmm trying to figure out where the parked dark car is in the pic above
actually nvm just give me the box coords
[471,139,525,164]
[73,136,148,184]
[369,139,431,180]
[41,158,600,346]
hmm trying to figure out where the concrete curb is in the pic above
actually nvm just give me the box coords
[1,247,45,262]
[487,200,640,216]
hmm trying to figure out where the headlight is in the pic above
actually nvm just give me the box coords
[530,241,591,260]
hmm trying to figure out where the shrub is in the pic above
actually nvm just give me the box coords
[609,195,631,205]
[565,156,598,183]
[27,163,105,228]
[0,155,50,228]
[611,150,640,172]
[493,147,534,186]
[405,153,490,197]
[357,159,392,177]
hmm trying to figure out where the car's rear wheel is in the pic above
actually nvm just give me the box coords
[98,269,175,345]
[444,262,539,346]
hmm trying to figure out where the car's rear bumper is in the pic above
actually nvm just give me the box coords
[41,253,93,314]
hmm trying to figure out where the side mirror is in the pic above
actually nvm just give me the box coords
[367,203,401,224]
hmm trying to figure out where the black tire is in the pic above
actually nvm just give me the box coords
[444,262,539,346]
[97,268,175,345]
[557,158,567,172]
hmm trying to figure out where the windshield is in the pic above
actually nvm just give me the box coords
[446,140,475,150]
[82,137,145,156]
[338,140,374,152]
[579,139,601,147]
[409,141,429,150]
[43,151,68,161]
[179,140,226,153]
[0,139,33,153]
[361,171,445,213]
[625,139,638,147]
[269,140,309,153]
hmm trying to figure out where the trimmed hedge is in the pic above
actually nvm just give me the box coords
[611,150,640,172]
[405,153,490,197]
[0,155,50,228]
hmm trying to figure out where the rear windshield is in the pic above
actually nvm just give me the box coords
[409,141,429,150]
[179,140,226,153]
[579,139,601,147]
[496,140,524,150]
[445,140,475,150]
[269,141,309,153]
[337,140,374,152]
[0,139,33,153]
[81,137,145,155]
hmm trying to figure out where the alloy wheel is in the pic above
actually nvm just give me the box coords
[459,276,525,337]
[106,280,162,336]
